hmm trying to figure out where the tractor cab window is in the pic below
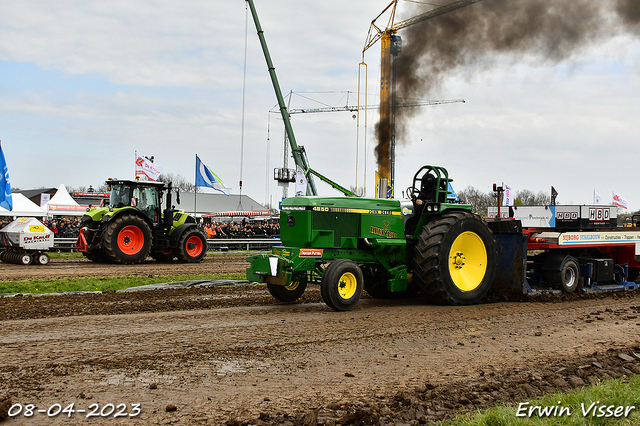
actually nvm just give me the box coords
[132,187,160,222]
[110,185,132,208]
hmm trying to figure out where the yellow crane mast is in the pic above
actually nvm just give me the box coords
[363,0,483,198]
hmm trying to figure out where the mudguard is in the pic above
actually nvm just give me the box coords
[169,223,199,247]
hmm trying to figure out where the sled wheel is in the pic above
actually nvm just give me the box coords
[103,214,152,264]
[35,253,50,265]
[267,277,307,303]
[321,259,363,311]
[547,256,580,293]
[20,253,33,265]
[413,211,496,305]
[176,229,207,262]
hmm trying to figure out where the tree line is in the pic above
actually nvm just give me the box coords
[456,186,551,216]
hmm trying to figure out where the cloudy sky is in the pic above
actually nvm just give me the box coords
[1,0,639,211]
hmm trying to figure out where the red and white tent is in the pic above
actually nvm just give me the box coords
[45,184,86,216]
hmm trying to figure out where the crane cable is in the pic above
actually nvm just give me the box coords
[357,62,368,197]
[238,2,249,211]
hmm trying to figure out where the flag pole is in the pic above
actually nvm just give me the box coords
[194,154,198,221]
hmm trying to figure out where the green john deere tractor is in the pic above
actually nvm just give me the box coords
[76,178,207,264]
[247,166,497,311]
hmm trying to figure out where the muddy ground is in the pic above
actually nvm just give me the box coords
[1,256,640,425]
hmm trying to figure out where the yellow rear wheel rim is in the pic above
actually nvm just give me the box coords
[337,272,357,300]
[448,231,488,291]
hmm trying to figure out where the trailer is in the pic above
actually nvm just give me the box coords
[487,205,640,295]
[0,217,54,265]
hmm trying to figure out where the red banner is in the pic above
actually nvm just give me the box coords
[47,204,88,211]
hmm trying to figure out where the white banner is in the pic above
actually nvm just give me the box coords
[593,189,601,205]
[503,184,514,206]
[40,193,50,206]
[295,166,307,196]
[612,192,629,210]
[135,151,163,181]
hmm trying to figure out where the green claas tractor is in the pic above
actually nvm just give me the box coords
[247,166,497,311]
[76,178,207,264]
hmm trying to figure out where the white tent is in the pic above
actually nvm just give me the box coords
[45,184,86,216]
[0,193,47,217]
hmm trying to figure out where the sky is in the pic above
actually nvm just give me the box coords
[0,0,639,211]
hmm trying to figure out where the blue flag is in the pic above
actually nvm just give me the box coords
[0,142,13,211]
[195,155,231,196]
[447,182,459,202]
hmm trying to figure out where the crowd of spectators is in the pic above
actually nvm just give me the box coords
[0,216,83,237]
[0,218,11,230]
[1,216,280,239]
[202,219,280,239]
[43,217,83,238]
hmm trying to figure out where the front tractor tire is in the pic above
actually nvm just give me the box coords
[102,214,152,264]
[413,211,496,305]
[176,229,207,263]
[321,259,364,311]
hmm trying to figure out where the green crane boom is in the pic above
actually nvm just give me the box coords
[246,0,356,197]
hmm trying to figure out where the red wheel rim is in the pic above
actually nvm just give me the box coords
[185,235,203,257]
[117,225,145,254]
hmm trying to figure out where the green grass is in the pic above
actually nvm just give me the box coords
[46,250,259,259]
[440,375,640,426]
[0,273,246,294]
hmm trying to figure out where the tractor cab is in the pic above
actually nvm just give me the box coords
[107,179,164,224]
[405,166,456,236]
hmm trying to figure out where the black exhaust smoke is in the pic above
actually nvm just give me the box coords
[374,0,640,167]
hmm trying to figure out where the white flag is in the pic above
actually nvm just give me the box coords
[295,166,307,196]
[502,184,514,207]
[135,151,163,181]
[612,192,629,210]
[593,189,601,205]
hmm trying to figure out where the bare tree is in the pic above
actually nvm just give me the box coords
[457,186,495,216]
[158,173,196,192]
[516,189,551,206]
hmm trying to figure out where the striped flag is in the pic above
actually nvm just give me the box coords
[195,155,231,196]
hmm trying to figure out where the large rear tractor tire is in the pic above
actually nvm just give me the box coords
[267,277,307,303]
[102,214,152,264]
[175,229,207,263]
[413,211,496,305]
[321,259,364,311]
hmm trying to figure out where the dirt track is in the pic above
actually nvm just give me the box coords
[0,254,247,282]
[1,256,640,425]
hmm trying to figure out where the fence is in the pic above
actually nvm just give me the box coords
[53,237,281,252]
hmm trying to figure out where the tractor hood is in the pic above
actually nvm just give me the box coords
[83,206,111,222]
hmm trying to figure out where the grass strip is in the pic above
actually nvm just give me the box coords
[440,375,640,426]
[46,250,258,259]
[0,273,247,294]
